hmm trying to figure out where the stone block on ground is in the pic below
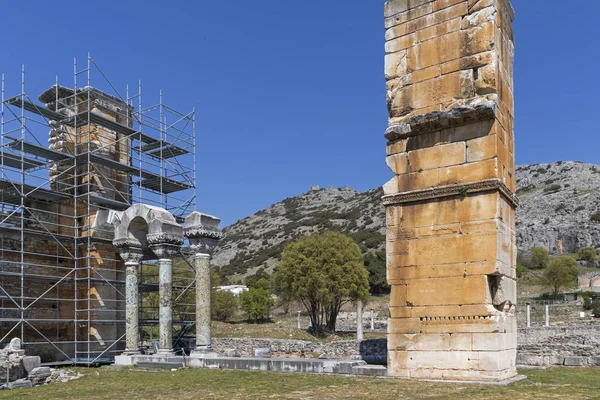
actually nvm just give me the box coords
[22,356,41,373]
[590,356,600,366]
[564,356,586,366]
[254,348,270,358]
[29,367,52,384]
[7,379,32,390]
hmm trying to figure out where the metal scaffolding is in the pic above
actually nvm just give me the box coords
[0,55,197,364]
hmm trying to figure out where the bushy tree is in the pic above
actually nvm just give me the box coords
[244,268,271,289]
[364,251,389,295]
[516,260,527,278]
[239,287,274,322]
[577,247,598,262]
[542,256,579,298]
[275,232,370,336]
[211,290,238,322]
[530,247,550,269]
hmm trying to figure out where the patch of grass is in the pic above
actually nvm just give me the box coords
[4,367,600,400]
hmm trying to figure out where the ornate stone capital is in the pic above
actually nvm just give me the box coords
[113,240,145,264]
[183,212,223,255]
[149,243,181,260]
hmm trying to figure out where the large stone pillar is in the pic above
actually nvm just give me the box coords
[115,244,144,355]
[183,212,222,356]
[383,0,517,382]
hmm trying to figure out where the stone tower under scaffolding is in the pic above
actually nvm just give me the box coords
[0,57,196,363]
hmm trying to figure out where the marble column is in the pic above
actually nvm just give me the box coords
[183,212,222,357]
[115,245,144,355]
[150,244,180,354]
[194,253,211,351]
[356,300,364,341]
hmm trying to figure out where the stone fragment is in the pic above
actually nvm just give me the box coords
[223,349,241,358]
[7,379,32,390]
[29,367,51,385]
[21,356,41,374]
[254,348,270,358]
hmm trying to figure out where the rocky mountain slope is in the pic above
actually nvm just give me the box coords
[212,162,600,280]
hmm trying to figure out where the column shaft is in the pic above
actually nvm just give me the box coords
[195,253,211,350]
[159,258,173,353]
[125,261,139,353]
[356,300,364,341]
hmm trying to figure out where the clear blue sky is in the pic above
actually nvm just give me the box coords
[0,1,598,226]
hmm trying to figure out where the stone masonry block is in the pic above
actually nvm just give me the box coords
[399,192,500,228]
[439,158,498,185]
[408,142,466,172]
[406,275,488,306]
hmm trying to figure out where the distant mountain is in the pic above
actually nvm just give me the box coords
[212,162,600,280]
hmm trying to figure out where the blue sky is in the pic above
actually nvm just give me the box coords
[0,0,598,226]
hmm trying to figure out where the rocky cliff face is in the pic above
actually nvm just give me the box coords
[515,161,600,254]
[213,162,600,278]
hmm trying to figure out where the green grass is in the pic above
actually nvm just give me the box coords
[3,367,600,400]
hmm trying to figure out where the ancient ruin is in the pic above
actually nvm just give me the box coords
[0,58,199,362]
[383,0,517,381]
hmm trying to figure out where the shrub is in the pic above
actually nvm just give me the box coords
[592,212,600,223]
[516,261,527,278]
[577,247,598,262]
[211,290,238,322]
[544,184,561,194]
[530,247,550,269]
[536,167,547,174]
[592,300,600,318]
[240,287,274,322]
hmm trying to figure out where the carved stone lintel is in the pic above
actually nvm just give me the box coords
[382,178,519,208]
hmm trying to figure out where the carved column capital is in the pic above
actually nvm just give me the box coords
[113,239,145,264]
[183,212,223,256]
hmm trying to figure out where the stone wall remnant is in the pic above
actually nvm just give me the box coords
[383,0,517,382]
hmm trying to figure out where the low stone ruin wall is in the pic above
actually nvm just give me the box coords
[212,338,387,364]
[517,323,600,366]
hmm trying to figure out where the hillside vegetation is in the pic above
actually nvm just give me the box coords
[212,162,600,282]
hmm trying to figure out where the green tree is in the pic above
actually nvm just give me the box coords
[211,290,238,322]
[364,251,389,295]
[577,247,598,262]
[275,232,370,336]
[542,256,579,298]
[530,247,550,269]
[245,269,272,290]
[516,260,527,278]
[239,287,274,322]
